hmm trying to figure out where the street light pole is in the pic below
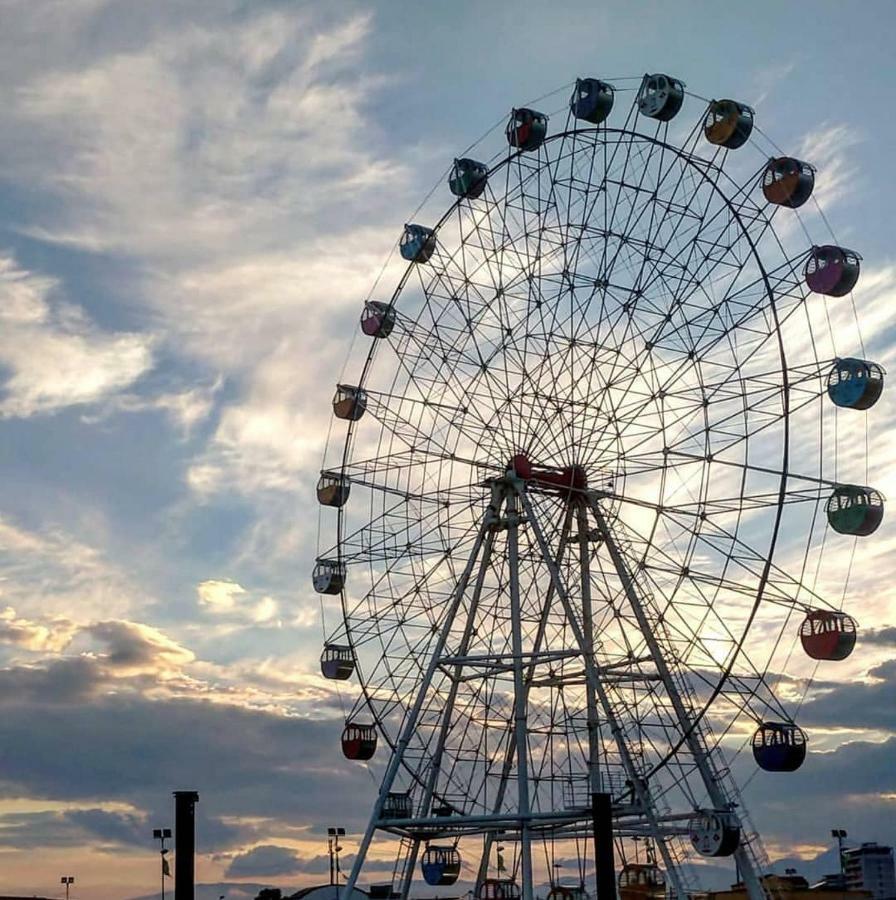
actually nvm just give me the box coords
[832,829,849,882]
[154,827,173,900]
[60,876,74,900]
[327,827,346,890]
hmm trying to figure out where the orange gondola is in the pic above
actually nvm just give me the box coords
[762,157,815,208]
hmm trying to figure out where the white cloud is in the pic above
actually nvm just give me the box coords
[0,607,77,653]
[0,514,146,621]
[197,578,282,626]
[197,579,247,612]
[83,376,224,435]
[797,121,863,212]
[0,255,154,417]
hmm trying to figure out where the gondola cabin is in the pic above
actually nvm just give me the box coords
[547,888,574,900]
[313,558,345,595]
[361,300,396,338]
[618,864,666,900]
[799,610,857,661]
[382,792,413,819]
[548,888,589,900]
[570,78,615,124]
[480,879,521,900]
[449,158,489,199]
[548,887,589,900]
[400,224,436,263]
[342,721,377,760]
[704,99,754,149]
[369,885,394,900]
[826,485,884,536]
[689,810,741,857]
[762,157,815,208]
[637,73,685,121]
[827,358,884,410]
[752,722,807,772]
[421,846,461,886]
[805,245,862,296]
[317,471,350,508]
[506,108,548,152]
[320,643,355,680]
[333,384,367,421]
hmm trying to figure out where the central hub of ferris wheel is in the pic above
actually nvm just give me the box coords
[508,453,589,494]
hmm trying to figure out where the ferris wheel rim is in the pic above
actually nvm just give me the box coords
[332,123,796,774]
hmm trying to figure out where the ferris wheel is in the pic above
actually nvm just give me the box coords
[313,73,883,900]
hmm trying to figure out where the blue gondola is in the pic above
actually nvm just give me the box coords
[421,846,461,886]
[400,224,436,263]
[570,78,614,124]
[827,358,884,410]
[752,722,807,772]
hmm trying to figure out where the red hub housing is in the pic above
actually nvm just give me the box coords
[509,454,588,493]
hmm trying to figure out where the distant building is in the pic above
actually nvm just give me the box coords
[0,896,59,900]
[708,872,871,900]
[843,844,896,900]
[287,886,370,900]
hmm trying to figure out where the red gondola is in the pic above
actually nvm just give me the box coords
[506,108,548,152]
[799,610,857,661]
[342,722,377,760]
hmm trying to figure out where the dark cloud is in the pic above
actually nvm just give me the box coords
[0,655,100,705]
[0,662,376,844]
[740,736,896,851]
[797,659,896,731]
[860,626,896,647]
[227,844,306,878]
[87,619,194,671]
[225,846,397,879]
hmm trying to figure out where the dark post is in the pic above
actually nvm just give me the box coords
[591,792,616,900]
[174,791,200,900]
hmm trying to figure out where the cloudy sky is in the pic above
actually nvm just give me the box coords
[1,1,896,898]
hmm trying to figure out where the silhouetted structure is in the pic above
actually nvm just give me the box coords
[174,790,200,900]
